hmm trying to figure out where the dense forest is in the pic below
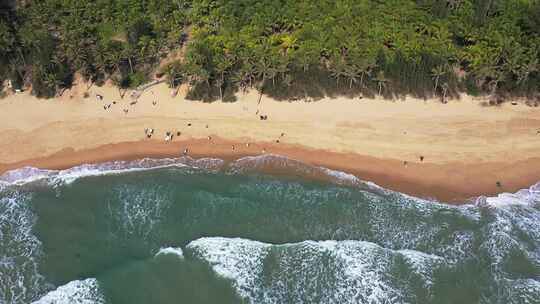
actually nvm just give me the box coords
[0,0,539,102]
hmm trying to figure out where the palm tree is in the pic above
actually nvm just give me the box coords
[329,61,347,87]
[375,70,388,96]
[344,65,360,89]
[255,57,272,104]
[215,55,233,100]
[431,65,447,93]
[280,35,297,55]
[267,66,278,86]
[276,60,289,83]
[358,60,375,88]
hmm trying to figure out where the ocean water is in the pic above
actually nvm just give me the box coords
[0,155,539,304]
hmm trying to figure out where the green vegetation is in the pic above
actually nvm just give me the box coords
[0,0,539,101]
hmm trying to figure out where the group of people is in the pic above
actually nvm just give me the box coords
[96,91,290,157]
[140,123,284,157]
[96,92,155,115]
[96,93,127,113]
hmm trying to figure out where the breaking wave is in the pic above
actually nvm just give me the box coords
[155,247,184,259]
[0,157,225,187]
[0,190,48,304]
[31,278,105,304]
[0,155,539,303]
[1,154,538,210]
[187,234,540,304]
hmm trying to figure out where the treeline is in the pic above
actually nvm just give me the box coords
[1,0,539,101]
[0,0,189,97]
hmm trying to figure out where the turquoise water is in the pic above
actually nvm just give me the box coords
[0,155,539,304]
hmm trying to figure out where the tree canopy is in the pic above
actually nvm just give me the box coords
[0,0,539,100]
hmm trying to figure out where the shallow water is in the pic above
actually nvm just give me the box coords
[0,156,539,304]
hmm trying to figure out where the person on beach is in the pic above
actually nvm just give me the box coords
[145,128,153,138]
[165,131,173,142]
[183,148,189,155]
[420,156,424,162]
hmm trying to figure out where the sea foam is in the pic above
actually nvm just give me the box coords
[0,191,47,304]
[2,155,539,211]
[187,237,446,304]
[31,278,105,304]
[155,247,184,259]
[0,157,225,187]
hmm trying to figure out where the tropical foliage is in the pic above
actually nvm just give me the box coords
[0,0,539,100]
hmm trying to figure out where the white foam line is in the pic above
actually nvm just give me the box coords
[476,181,540,209]
[155,247,184,259]
[2,154,539,209]
[0,157,225,186]
[31,278,105,304]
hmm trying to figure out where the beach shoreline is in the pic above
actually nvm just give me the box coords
[1,80,540,203]
[2,138,540,204]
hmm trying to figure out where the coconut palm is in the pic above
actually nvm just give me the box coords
[344,65,361,89]
[214,55,233,100]
[280,35,297,55]
[329,61,347,87]
[358,60,375,88]
[431,65,447,93]
[254,56,273,104]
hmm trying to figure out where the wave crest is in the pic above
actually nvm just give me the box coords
[31,278,104,304]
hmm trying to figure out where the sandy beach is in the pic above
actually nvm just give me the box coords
[1,80,540,203]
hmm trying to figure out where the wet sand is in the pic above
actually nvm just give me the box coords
[1,138,540,203]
